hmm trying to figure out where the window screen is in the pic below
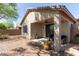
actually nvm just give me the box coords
[23,25,27,33]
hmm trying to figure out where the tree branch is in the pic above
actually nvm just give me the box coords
[0,15,5,20]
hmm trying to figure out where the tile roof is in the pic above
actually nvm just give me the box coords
[20,5,76,25]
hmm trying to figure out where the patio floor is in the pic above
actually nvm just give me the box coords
[65,44,79,56]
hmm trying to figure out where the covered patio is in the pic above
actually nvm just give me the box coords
[30,13,72,51]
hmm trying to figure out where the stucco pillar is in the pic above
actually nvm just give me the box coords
[21,25,23,36]
[28,23,31,39]
[67,23,71,43]
[43,24,46,38]
[54,14,61,52]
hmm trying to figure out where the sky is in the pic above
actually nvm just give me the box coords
[1,3,79,27]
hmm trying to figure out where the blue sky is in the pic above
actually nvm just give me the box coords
[11,3,79,26]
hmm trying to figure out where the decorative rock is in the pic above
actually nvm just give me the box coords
[12,47,26,52]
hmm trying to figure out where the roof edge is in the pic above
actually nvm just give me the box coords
[20,5,76,25]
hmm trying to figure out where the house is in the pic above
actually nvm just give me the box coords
[20,5,78,51]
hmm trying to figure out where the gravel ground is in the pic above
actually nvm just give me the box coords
[0,36,50,56]
[0,35,78,56]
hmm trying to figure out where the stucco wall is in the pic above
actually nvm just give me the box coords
[76,22,79,33]
[21,12,36,39]
[31,23,44,39]
[29,11,59,23]
[70,23,79,42]
[61,22,71,42]
[21,21,29,39]
[35,11,55,21]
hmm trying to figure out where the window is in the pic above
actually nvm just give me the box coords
[23,25,27,33]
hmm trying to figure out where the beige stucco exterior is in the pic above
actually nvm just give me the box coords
[21,10,72,41]
[70,20,79,42]
[61,22,71,42]
[22,11,71,39]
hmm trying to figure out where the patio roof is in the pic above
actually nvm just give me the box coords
[20,5,76,25]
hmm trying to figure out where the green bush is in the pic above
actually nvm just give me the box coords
[0,23,6,29]
[0,21,13,29]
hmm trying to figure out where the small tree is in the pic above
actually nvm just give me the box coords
[0,3,18,19]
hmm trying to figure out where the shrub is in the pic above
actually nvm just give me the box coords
[0,23,6,29]
[0,21,13,29]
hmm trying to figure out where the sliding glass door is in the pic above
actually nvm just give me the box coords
[46,24,54,37]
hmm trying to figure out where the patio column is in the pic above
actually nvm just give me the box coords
[28,23,31,39]
[54,14,61,52]
[43,24,46,38]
